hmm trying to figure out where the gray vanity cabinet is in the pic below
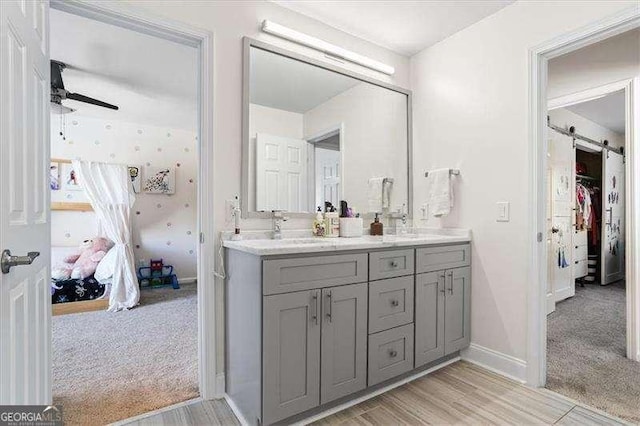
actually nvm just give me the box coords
[444,266,471,354]
[226,242,471,425]
[263,290,321,424]
[320,283,368,404]
[415,271,445,366]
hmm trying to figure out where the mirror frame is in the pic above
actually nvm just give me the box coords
[241,37,413,219]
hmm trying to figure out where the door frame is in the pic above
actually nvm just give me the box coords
[48,0,218,399]
[305,123,345,212]
[528,6,640,386]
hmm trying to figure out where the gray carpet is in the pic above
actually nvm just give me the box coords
[53,285,198,426]
[547,281,640,423]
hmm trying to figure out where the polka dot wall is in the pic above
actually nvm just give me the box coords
[50,114,198,281]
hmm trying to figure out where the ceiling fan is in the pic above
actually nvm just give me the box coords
[50,60,119,114]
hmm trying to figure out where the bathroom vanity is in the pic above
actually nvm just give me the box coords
[224,233,471,425]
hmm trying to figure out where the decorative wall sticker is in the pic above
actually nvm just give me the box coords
[167,132,171,138]
[143,167,176,194]
[50,162,60,190]
[105,124,112,130]
[61,163,82,191]
[612,175,616,188]
[94,140,100,145]
[128,165,141,193]
[157,147,162,152]
[137,129,143,134]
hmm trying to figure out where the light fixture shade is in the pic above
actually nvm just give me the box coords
[261,20,395,76]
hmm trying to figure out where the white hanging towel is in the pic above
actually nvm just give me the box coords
[427,168,453,217]
[368,177,384,213]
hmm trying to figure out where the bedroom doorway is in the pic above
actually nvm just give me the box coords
[44,3,215,425]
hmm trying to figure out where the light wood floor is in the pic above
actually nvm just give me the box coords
[122,361,628,425]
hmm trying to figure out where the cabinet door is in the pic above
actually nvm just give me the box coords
[444,267,471,354]
[321,283,368,404]
[263,290,321,424]
[415,271,445,367]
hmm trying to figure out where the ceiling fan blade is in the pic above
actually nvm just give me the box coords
[67,92,119,110]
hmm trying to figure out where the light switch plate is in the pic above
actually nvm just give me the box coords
[497,201,510,222]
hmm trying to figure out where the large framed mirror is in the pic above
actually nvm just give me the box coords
[242,37,412,218]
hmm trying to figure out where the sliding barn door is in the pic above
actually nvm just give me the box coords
[256,133,308,212]
[549,130,575,304]
[602,150,625,284]
[0,0,52,404]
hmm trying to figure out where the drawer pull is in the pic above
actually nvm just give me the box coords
[388,349,398,358]
[310,292,318,325]
[325,291,332,322]
[448,271,454,295]
[390,299,399,307]
[390,260,399,268]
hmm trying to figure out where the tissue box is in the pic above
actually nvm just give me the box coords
[339,218,363,238]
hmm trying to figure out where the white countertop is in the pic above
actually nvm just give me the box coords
[222,229,471,256]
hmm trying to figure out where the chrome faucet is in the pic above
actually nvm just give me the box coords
[272,210,288,239]
[389,205,408,235]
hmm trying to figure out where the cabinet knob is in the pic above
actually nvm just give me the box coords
[388,349,398,358]
[390,299,399,307]
[390,260,398,268]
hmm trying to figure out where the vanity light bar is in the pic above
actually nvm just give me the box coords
[261,20,395,76]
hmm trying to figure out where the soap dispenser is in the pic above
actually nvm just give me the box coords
[370,213,383,236]
[313,207,325,237]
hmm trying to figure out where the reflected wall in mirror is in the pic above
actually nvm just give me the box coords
[244,39,411,217]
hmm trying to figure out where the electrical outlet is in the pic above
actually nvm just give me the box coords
[421,204,428,220]
[497,201,510,222]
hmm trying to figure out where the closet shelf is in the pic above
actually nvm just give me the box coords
[576,174,597,181]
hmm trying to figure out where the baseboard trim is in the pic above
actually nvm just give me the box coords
[554,287,574,302]
[461,343,527,383]
[295,356,461,425]
[178,277,197,284]
[224,394,250,426]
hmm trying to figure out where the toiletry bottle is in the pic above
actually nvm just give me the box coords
[370,213,383,236]
[325,207,339,238]
[313,207,325,237]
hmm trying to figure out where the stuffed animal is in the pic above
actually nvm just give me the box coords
[52,237,114,280]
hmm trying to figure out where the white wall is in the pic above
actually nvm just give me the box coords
[304,82,409,215]
[410,0,637,374]
[548,29,640,100]
[111,0,411,374]
[51,114,198,281]
[549,108,625,149]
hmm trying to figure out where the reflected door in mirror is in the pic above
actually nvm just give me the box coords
[256,133,308,212]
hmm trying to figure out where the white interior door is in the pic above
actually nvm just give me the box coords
[314,147,340,210]
[602,150,625,284]
[549,130,575,304]
[256,133,308,212]
[0,0,51,404]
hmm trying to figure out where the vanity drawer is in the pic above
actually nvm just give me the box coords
[369,249,414,280]
[416,244,470,274]
[368,323,414,386]
[263,253,368,295]
[368,276,414,333]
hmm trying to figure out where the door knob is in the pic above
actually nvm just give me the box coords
[388,349,398,358]
[390,299,399,307]
[1,250,40,274]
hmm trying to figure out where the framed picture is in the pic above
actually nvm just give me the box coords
[61,163,82,191]
[50,162,60,191]
[143,167,175,194]
[128,165,142,193]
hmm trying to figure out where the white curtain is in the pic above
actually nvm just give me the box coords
[74,160,139,311]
